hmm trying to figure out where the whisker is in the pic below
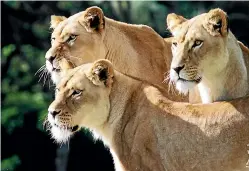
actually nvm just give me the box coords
[169,82,174,95]
[35,65,46,76]
[43,117,50,131]
[168,80,175,95]
[168,80,171,94]
[43,70,48,87]
[172,82,178,96]
[162,71,170,84]
[38,70,46,83]
[49,77,51,89]
[162,71,177,96]
[38,69,46,78]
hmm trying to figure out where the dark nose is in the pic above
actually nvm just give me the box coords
[49,109,61,118]
[48,56,56,64]
[173,65,185,74]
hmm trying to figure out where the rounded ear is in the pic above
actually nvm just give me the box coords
[79,6,105,33]
[203,8,229,37]
[87,59,114,87]
[166,13,187,35]
[50,15,67,29]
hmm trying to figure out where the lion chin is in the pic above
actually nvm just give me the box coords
[47,114,79,144]
[175,79,196,95]
[51,72,62,85]
[49,125,79,143]
[50,126,74,144]
[170,70,197,95]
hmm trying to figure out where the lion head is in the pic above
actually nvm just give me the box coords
[45,6,107,84]
[167,8,248,103]
[44,6,188,103]
[46,59,114,143]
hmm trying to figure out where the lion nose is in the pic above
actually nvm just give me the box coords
[48,56,56,64]
[49,109,61,118]
[173,65,185,75]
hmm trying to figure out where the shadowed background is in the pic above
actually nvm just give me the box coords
[2,1,249,171]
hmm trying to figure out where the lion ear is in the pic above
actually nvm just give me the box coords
[87,59,114,87]
[50,15,67,29]
[79,6,105,33]
[203,8,229,37]
[167,13,187,35]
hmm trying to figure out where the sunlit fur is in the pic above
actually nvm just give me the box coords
[47,59,249,171]
[45,112,73,144]
[167,8,249,103]
[45,6,187,102]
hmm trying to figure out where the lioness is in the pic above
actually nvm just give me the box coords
[45,6,186,102]
[167,8,249,103]
[46,59,249,171]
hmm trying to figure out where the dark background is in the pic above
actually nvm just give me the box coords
[2,1,249,171]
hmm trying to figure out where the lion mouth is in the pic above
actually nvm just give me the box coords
[46,61,61,73]
[178,77,202,84]
[54,124,79,132]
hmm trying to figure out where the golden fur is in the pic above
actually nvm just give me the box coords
[47,59,249,171]
[45,6,186,102]
[167,8,248,103]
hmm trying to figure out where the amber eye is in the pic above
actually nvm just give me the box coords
[172,42,178,47]
[72,89,82,96]
[67,35,77,42]
[193,40,203,48]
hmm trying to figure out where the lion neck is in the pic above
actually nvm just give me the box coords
[197,32,248,103]
[90,71,165,170]
[101,18,183,101]
[88,71,142,140]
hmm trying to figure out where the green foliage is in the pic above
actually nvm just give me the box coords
[177,2,198,18]
[2,44,16,62]
[4,1,21,9]
[57,1,75,11]
[1,155,21,171]
[2,42,51,133]
[32,22,50,40]
[131,1,168,34]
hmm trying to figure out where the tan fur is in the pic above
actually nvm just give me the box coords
[239,41,249,79]
[50,15,67,29]
[45,6,187,102]
[47,60,249,171]
[167,8,248,103]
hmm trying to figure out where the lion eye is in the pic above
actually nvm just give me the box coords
[72,89,82,96]
[193,40,203,48]
[67,35,77,42]
[172,42,178,47]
